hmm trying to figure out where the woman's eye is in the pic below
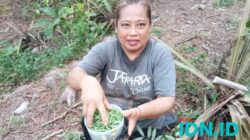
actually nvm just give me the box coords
[138,23,145,27]
[121,23,129,27]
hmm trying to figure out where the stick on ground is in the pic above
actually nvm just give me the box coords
[41,102,82,127]
[41,129,63,140]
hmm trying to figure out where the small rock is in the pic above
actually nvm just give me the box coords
[60,86,76,107]
[202,0,207,3]
[191,4,206,10]
[14,101,29,114]
[32,93,39,101]
[32,47,39,53]
[43,69,66,89]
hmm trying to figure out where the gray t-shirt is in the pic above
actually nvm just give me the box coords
[78,37,176,129]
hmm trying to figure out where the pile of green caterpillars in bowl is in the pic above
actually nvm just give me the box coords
[84,104,125,140]
[91,109,123,132]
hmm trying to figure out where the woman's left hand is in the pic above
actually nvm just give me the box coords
[122,108,141,136]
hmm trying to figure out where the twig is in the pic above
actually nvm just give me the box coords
[41,129,63,140]
[206,13,221,18]
[41,102,81,127]
[7,113,14,128]
[69,122,81,127]
[31,117,39,124]
[55,29,64,35]
[42,111,68,127]
[175,101,185,111]
[6,22,25,36]
[176,29,208,44]
[39,102,54,108]
[204,94,207,111]
[72,102,81,108]
[176,35,196,44]
[69,109,81,116]
[169,28,184,34]
[0,27,9,33]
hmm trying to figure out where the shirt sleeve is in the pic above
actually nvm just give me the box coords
[153,45,176,97]
[77,41,110,76]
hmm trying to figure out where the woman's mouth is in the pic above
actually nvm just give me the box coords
[127,40,139,46]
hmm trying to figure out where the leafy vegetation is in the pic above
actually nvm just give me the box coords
[0,44,73,84]
[0,0,116,89]
[134,126,164,140]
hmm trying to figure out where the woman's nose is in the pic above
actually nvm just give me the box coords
[129,26,138,36]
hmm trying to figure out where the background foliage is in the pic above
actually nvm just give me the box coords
[0,0,116,88]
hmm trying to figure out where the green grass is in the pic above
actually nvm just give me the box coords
[0,127,8,137]
[213,0,234,7]
[59,80,67,90]
[58,130,82,140]
[152,26,164,37]
[225,17,240,31]
[0,0,115,89]
[0,45,74,85]
[177,79,199,95]
[175,43,210,97]
[9,115,26,128]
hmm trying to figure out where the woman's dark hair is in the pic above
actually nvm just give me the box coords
[115,0,152,25]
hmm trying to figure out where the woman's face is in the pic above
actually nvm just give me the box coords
[116,4,151,54]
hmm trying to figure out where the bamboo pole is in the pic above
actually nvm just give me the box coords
[213,76,249,92]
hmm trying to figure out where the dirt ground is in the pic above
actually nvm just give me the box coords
[0,0,245,139]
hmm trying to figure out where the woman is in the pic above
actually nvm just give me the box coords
[68,0,177,137]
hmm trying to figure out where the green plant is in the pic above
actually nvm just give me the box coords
[9,115,26,128]
[91,109,123,132]
[174,44,211,106]
[133,126,182,140]
[177,79,199,95]
[214,0,234,7]
[225,17,240,31]
[58,130,82,140]
[0,45,73,85]
[59,80,66,89]
[152,26,163,37]
[167,44,214,88]
[134,126,163,140]
[177,109,201,121]
[0,127,8,137]
[0,0,116,88]
[162,134,176,140]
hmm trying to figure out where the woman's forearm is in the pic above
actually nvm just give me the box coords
[137,96,175,119]
[68,67,90,91]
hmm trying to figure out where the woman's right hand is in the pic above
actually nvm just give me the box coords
[80,75,111,128]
